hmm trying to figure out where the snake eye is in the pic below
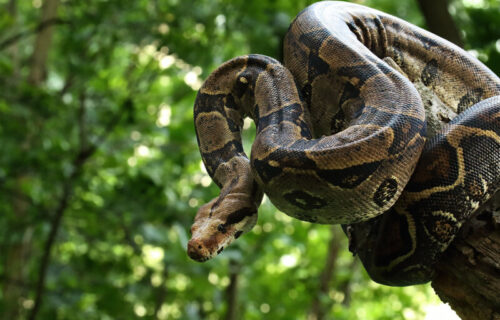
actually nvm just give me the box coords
[234,74,251,97]
[217,224,227,233]
[238,76,249,84]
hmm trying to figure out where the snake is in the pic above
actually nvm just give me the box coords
[187,1,500,286]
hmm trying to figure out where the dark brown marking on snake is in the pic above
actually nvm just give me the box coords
[406,139,458,192]
[462,134,500,201]
[224,94,239,110]
[421,59,438,86]
[339,82,361,108]
[210,177,239,216]
[413,31,440,50]
[250,180,263,204]
[256,103,312,138]
[252,158,283,184]
[283,190,327,210]
[194,95,241,133]
[298,29,330,55]
[372,209,413,267]
[373,178,398,207]
[234,231,243,239]
[234,70,259,98]
[391,40,405,68]
[457,88,484,113]
[337,64,381,85]
[330,107,347,134]
[387,114,426,154]
[295,212,318,223]
[301,83,313,107]
[201,141,244,180]
[308,54,330,82]
[320,161,381,189]
[224,207,257,225]
[194,93,226,115]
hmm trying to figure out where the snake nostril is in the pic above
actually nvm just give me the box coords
[187,239,209,262]
[187,241,208,262]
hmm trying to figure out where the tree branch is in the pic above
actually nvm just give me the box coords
[0,18,68,51]
[432,193,500,319]
[27,98,126,320]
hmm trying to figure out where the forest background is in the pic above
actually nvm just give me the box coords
[0,0,499,319]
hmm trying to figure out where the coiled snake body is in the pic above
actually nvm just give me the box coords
[188,1,500,285]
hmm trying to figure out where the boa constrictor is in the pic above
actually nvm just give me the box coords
[187,1,500,285]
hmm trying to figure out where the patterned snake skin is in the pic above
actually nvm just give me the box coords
[187,1,500,285]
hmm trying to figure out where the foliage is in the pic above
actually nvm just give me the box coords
[0,0,497,319]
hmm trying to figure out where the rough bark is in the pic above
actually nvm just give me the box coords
[432,193,500,320]
[416,0,463,47]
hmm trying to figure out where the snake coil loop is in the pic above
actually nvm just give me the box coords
[188,1,500,285]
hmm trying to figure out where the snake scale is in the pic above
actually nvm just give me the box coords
[187,1,500,285]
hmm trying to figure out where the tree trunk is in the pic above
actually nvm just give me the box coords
[224,260,240,320]
[309,226,342,320]
[28,0,60,85]
[431,193,500,320]
[1,3,28,318]
[1,177,32,319]
[416,0,463,48]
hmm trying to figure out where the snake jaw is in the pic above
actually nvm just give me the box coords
[187,193,258,262]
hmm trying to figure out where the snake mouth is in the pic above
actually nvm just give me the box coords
[187,238,211,262]
[187,237,224,262]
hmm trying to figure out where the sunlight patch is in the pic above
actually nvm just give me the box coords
[127,157,137,167]
[424,303,460,320]
[157,104,172,127]
[136,145,151,157]
[280,254,298,268]
[159,55,175,69]
[142,245,164,270]
[184,69,203,90]
[134,304,147,317]
[462,0,486,7]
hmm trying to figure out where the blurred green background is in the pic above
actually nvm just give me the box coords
[0,0,499,319]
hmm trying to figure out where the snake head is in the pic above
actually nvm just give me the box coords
[187,193,258,262]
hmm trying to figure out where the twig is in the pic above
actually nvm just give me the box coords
[0,18,68,51]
